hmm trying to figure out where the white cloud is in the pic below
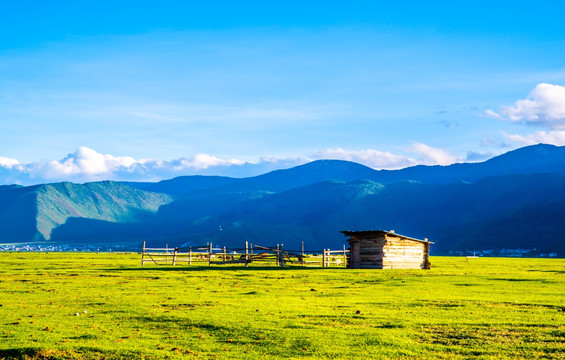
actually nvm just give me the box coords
[0,156,20,169]
[311,148,417,169]
[486,83,565,129]
[502,130,565,146]
[484,109,503,120]
[0,147,254,185]
[0,144,463,186]
[406,143,458,165]
[56,146,137,176]
[174,154,244,171]
[22,147,138,182]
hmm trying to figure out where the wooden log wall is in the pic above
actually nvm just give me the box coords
[347,234,430,269]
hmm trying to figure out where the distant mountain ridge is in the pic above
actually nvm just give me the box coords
[122,143,565,198]
[1,144,565,257]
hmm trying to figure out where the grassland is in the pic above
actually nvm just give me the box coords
[0,253,564,359]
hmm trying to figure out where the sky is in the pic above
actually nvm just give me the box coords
[1,1,565,185]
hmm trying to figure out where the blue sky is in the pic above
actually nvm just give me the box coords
[1,1,565,184]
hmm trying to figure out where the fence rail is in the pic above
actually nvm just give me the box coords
[141,241,349,268]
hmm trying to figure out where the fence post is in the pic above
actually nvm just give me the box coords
[322,249,326,268]
[141,241,146,266]
[276,244,280,266]
[189,247,192,266]
[343,245,347,267]
[245,241,249,267]
[172,247,177,266]
[208,243,212,266]
[301,241,305,266]
[280,244,285,267]
[223,246,226,265]
[250,243,253,255]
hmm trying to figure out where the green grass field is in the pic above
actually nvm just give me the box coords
[0,253,564,359]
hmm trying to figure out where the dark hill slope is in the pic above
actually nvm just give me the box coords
[122,175,237,197]
[241,160,380,191]
[167,174,565,254]
[229,180,385,226]
[447,201,565,254]
[0,185,42,242]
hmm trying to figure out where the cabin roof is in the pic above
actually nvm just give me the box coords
[340,230,433,244]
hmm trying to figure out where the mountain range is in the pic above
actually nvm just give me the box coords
[1,143,565,256]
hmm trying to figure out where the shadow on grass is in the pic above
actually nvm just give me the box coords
[488,277,556,284]
[0,347,140,360]
[102,265,340,272]
[136,314,228,332]
[0,348,39,360]
[526,269,565,274]
[135,314,274,345]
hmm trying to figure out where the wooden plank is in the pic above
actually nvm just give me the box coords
[383,260,425,264]
[385,240,424,245]
[383,253,424,257]
[358,265,385,269]
[384,249,424,253]
[208,243,212,266]
[382,259,425,264]
[350,241,360,269]
[383,253,424,259]
[383,265,421,269]
[358,257,384,262]
[325,249,350,254]
[383,245,424,250]
[359,252,385,256]
[382,254,425,259]
[383,259,425,263]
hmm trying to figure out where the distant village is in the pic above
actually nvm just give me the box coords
[447,249,558,258]
[0,244,133,252]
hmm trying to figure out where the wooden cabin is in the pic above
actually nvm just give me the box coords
[341,230,432,269]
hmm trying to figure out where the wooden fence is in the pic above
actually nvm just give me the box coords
[141,241,349,268]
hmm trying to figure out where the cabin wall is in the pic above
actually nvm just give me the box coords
[347,234,430,269]
[347,235,386,269]
[382,235,428,269]
[356,236,387,269]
